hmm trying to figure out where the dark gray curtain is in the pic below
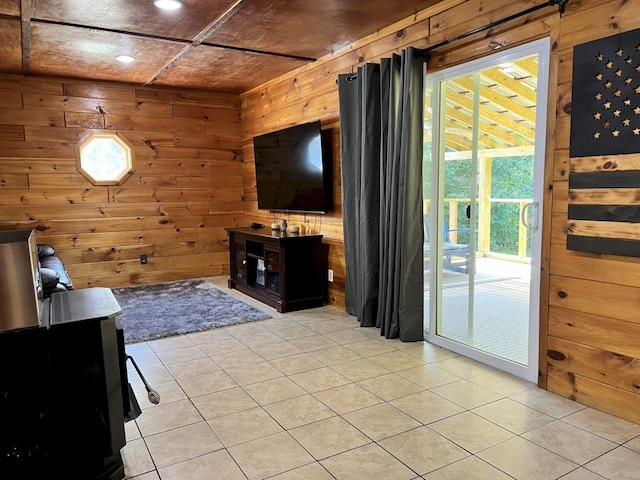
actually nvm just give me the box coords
[338,48,424,341]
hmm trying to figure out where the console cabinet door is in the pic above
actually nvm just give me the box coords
[232,238,247,283]
[264,248,280,295]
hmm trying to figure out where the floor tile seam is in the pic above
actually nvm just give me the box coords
[146,334,199,353]
[469,401,556,437]
[266,328,318,342]
[348,372,433,400]
[153,445,247,478]
[556,414,640,446]
[158,355,241,397]
[558,416,639,445]
[262,461,336,480]
[237,381,309,407]
[624,434,640,448]
[427,380,509,408]
[421,455,518,480]
[144,422,227,470]
[285,420,376,461]
[518,428,621,467]
[465,377,537,397]
[245,343,307,361]
[270,393,372,440]
[399,406,472,429]
[205,409,286,450]
[308,383,386,414]
[473,438,581,478]
[224,429,321,472]
[429,364,495,379]
[562,465,607,480]
[505,394,589,419]
[588,443,640,467]
[373,426,468,477]
[124,440,158,480]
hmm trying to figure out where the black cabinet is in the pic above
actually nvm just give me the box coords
[0,288,138,480]
[226,227,326,313]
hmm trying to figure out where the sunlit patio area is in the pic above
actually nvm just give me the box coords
[424,256,531,365]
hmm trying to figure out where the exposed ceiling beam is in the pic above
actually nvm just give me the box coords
[146,0,252,85]
[449,76,536,125]
[481,67,537,103]
[444,145,535,160]
[442,86,536,142]
[21,0,32,73]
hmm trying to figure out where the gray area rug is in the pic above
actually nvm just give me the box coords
[113,279,271,344]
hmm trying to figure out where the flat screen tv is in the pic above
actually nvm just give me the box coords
[253,120,332,214]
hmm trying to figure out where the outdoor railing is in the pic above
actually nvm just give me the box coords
[423,198,532,261]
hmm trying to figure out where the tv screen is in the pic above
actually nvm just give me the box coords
[253,120,332,214]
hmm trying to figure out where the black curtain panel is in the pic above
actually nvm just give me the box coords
[337,47,424,341]
[338,63,381,326]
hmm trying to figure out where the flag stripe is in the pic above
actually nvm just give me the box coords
[569,171,640,189]
[570,156,640,173]
[567,235,640,258]
[567,27,640,257]
[566,220,640,240]
[568,205,640,222]
[569,188,640,205]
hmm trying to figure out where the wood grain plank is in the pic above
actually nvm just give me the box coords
[0,107,64,126]
[174,133,241,150]
[135,88,239,109]
[0,124,24,141]
[0,202,212,220]
[72,264,228,289]
[0,188,108,205]
[105,115,205,133]
[549,243,640,287]
[0,91,22,108]
[0,75,64,94]
[24,215,206,235]
[0,141,75,158]
[35,226,228,248]
[549,275,640,325]
[0,157,78,173]
[549,306,640,359]
[0,173,28,188]
[565,219,640,240]
[64,111,105,128]
[547,365,640,424]
[63,83,136,101]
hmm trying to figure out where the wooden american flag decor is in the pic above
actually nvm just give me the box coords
[567,28,640,257]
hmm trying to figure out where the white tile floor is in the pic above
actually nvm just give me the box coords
[121,277,640,480]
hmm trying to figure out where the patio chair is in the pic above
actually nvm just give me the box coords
[424,214,470,273]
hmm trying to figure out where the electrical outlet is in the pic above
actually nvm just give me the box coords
[328,269,334,282]
[140,254,148,265]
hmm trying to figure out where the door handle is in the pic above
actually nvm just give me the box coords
[465,204,471,219]
[520,202,539,231]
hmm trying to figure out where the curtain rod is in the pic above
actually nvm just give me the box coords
[338,0,570,83]
[413,0,570,59]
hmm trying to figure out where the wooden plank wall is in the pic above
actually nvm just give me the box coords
[239,0,557,325]
[240,0,640,423]
[550,0,640,424]
[0,74,244,288]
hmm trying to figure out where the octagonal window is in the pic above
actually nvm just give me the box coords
[76,132,135,185]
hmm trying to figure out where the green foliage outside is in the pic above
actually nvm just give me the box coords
[423,146,533,257]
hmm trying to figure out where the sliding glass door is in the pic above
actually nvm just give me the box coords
[424,39,550,382]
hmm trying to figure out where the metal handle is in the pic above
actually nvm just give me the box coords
[520,202,539,231]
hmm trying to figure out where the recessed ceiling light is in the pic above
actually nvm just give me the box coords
[116,55,136,64]
[153,0,182,10]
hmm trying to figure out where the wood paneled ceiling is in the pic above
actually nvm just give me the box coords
[0,0,445,93]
